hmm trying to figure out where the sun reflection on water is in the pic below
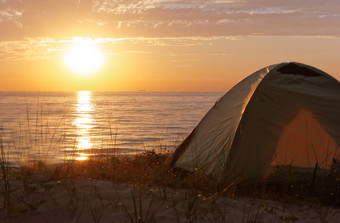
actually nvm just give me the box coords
[73,91,94,161]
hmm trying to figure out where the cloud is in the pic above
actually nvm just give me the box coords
[0,7,23,30]
[0,0,339,40]
[0,36,242,60]
[93,0,159,14]
[0,38,65,60]
[0,8,22,22]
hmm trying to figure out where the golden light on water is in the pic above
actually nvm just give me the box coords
[73,91,94,161]
[76,153,91,161]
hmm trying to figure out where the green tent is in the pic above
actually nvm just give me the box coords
[167,62,340,185]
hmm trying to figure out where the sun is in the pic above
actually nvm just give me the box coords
[64,38,105,75]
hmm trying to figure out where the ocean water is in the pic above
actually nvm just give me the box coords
[0,91,223,164]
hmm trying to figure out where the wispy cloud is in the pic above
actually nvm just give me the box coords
[0,8,22,22]
[0,0,339,40]
[0,38,64,60]
[3,34,340,62]
[0,36,241,60]
[94,0,159,14]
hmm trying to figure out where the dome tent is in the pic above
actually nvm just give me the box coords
[166,62,340,185]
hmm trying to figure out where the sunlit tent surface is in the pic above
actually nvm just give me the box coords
[167,62,340,185]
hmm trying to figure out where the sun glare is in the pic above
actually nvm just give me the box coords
[64,38,105,75]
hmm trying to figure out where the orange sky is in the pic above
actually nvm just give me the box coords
[1,0,340,91]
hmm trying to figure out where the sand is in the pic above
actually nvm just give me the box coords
[0,179,339,223]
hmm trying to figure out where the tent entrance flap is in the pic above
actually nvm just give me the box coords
[272,109,340,168]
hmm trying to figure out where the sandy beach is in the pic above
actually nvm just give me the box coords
[1,179,339,223]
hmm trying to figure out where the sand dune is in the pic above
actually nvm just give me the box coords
[1,179,339,223]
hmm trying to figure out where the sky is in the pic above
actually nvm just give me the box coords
[1,0,340,91]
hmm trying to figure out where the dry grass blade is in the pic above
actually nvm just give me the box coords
[0,135,11,212]
[121,188,157,223]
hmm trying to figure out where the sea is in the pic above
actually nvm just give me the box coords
[0,91,224,164]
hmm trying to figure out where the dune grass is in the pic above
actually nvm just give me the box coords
[1,148,339,204]
[0,141,339,222]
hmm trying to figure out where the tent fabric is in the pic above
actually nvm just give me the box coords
[167,62,340,185]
